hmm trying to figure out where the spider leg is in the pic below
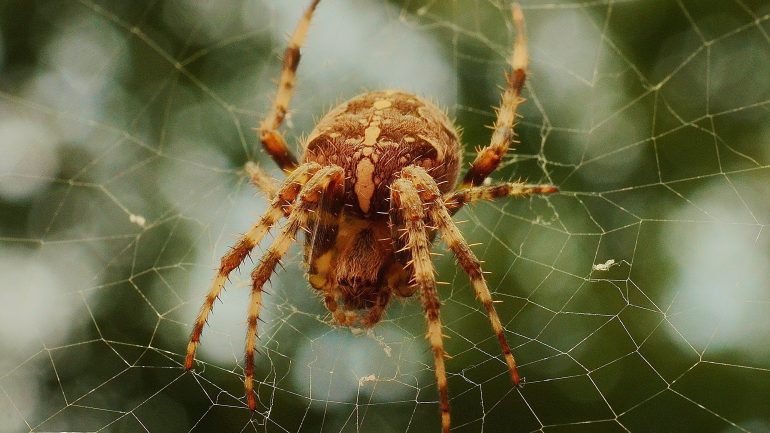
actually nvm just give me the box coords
[185,162,322,370]
[257,0,321,171]
[404,166,525,387]
[445,181,557,215]
[461,3,527,188]
[245,161,279,199]
[244,165,344,410]
[390,178,451,433]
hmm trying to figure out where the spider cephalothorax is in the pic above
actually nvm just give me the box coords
[305,90,462,217]
[184,2,557,432]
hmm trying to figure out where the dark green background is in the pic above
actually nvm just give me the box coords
[1,0,769,432]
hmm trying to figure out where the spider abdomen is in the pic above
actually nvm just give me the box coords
[303,90,462,218]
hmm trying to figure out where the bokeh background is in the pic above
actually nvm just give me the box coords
[1,0,769,432]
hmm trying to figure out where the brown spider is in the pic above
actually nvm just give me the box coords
[184,1,557,431]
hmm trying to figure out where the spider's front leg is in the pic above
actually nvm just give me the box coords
[403,166,529,388]
[390,178,451,433]
[257,0,321,171]
[461,3,528,189]
[454,4,556,217]
[185,162,322,370]
[245,161,279,199]
[243,164,344,410]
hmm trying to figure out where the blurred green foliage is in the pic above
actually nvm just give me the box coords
[1,1,769,432]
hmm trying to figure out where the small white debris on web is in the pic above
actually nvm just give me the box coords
[129,214,146,227]
[592,259,615,271]
[367,329,393,357]
[359,374,377,386]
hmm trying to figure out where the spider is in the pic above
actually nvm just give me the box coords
[184,1,557,432]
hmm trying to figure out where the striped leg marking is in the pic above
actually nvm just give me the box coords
[462,3,528,188]
[391,178,451,433]
[244,165,344,410]
[245,161,279,199]
[445,181,558,216]
[404,166,525,388]
[184,162,321,370]
[257,0,321,171]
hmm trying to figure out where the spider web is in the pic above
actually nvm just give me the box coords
[1,0,769,432]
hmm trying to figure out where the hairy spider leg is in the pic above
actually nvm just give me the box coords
[461,3,528,189]
[244,165,345,409]
[391,178,451,433]
[257,0,321,171]
[405,166,531,386]
[184,162,322,370]
[445,181,558,215]
[245,161,279,199]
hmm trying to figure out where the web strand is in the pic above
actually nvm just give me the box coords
[0,1,769,432]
